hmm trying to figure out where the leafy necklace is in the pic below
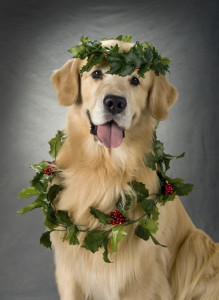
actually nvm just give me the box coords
[17,123,193,263]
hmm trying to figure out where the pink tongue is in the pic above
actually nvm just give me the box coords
[97,122,123,148]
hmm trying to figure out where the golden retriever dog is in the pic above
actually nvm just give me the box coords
[50,40,219,300]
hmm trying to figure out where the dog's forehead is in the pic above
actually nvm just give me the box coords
[101,40,134,52]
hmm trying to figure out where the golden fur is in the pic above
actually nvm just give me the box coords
[50,40,219,300]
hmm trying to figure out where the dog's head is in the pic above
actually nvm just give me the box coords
[51,40,178,149]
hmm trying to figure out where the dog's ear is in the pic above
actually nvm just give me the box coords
[50,59,80,106]
[148,74,178,120]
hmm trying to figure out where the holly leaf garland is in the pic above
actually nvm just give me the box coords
[68,35,171,77]
[18,121,193,262]
[144,134,193,205]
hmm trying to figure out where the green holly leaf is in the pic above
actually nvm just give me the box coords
[138,64,150,78]
[48,130,65,159]
[30,172,44,191]
[103,238,111,263]
[154,140,164,158]
[17,186,39,199]
[39,174,52,190]
[63,226,79,245]
[135,225,150,241]
[90,207,113,225]
[144,48,153,63]
[139,218,158,234]
[17,199,45,215]
[106,60,124,75]
[47,184,64,202]
[131,181,149,198]
[44,205,58,230]
[101,37,109,41]
[145,153,158,170]
[116,193,133,215]
[115,35,124,41]
[161,57,171,65]
[163,157,171,171]
[82,231,109,253]
[163,152,185,171]
[80,53,104,75]
[69,226,79,245]
[118,64,135,77]
[30,160,48,174]
[110,225,127,252]
[158,191,176,205]
[68,44,85,56]
[152,206,159,220]
[150,234,166,247]
[40,231,52,249]
[140,199,156,216]
[176,152,185,159]
[80,35,89,44]
[123,49,143,67]
[56,210,73,226]
[123,35,132,43]
[171,182,194,196]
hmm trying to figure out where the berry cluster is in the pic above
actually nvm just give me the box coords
[44,161,56,175]
[163,183,174,194]
[109,210,126,225]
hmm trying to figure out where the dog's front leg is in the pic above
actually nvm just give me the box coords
[55,263,84,300]
[51,231,85,300]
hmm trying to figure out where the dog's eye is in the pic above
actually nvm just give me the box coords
[91,70,103,79]
[130,77,140,86]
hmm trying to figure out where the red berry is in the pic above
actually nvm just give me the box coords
[108,210,127,225]
[163,183,174,194]
[135,66,139,69]
[44,162,56,175]
[150,62,152,65]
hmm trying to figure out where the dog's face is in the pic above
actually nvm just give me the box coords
[51,40,178,148]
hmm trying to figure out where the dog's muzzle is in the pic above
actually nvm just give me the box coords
[87,110,125,149]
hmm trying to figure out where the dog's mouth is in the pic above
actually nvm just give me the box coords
[88,112,125,148]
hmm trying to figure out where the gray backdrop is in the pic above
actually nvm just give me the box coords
[0,0,218,299]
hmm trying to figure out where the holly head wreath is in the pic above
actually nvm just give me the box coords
[17,35,193,263]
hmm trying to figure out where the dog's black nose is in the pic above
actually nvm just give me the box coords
[103,95,127,115]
